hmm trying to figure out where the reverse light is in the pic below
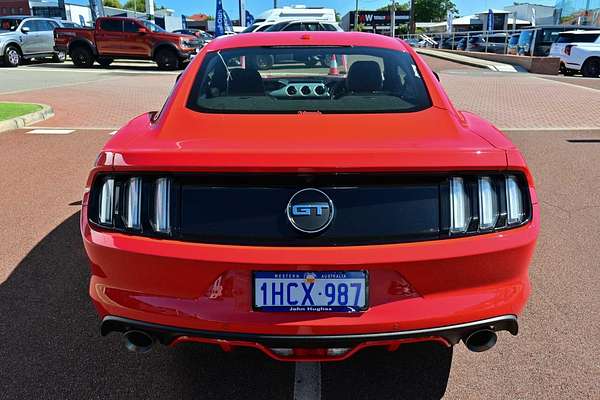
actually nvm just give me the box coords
[123,177,142,229]
[506,175,525,225]
[98,178,115,225]
[449,177,470,234]
[153,178,171,233]
[478,177,498,230]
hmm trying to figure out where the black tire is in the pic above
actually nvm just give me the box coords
[155,48,179,70]
[71,46,94,67]
[97,57,114,68]
[256,55,273,70]
[52,50,66,63]
[581,58,600,78]
[3,45,21,67]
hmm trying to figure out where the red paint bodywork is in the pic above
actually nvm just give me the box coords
[81,32,539,361]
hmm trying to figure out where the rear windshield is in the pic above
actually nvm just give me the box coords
[0,18,23,31]
[557,33,600,43]
[187,46,432,114]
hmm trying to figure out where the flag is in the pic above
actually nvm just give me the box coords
[246,10,255,26]
[181,15,188,29]
[215,0,225,37]
[487,9,494,31]
[531,8,536,27]
[224,9,234,33]
[446,11,453,33]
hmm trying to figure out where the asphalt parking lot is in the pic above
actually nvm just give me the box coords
[0,58,599,400]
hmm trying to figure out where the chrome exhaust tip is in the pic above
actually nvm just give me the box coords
[123,330,154,353]
[463,329,497,352]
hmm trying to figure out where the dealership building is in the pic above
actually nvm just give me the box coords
[340,10,410,34]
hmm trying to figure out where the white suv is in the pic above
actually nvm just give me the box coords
[550,30,600,77]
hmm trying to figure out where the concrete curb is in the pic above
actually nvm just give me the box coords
[416,48,520,72]
[0,102,54,133]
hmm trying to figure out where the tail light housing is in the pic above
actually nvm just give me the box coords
[565,44,575,55]
[447,174,530,237]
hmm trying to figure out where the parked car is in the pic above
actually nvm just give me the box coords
[59,20,82,29]
[264,20,343,32]
[54,17,202,69]
[517,25,599,56]
[0,16,66,67]
[241,22,276,33]
[83,32,538,362]
[404,38,419,47]
[455,37,467,51]
[172,28,213,43]
[550,30,600,77]
[440,36,464,50]
[467,34,509,54]
[507,33,520,55]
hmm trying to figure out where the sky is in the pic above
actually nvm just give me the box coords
[159,0,558,20]
[72,1,557,20]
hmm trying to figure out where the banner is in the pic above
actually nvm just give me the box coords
[446,11,453,33]
[181,14,188,29]
[89,0,106,21]
[224,9,234,33]
[246,10,255,26]
[215,0,225,36]
[486,9,494,31]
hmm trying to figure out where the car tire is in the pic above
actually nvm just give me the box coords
[3,45,21,67]
[256,55,273,70]
[52,50,66,63]
[71,46,94,68]
[581,58,600,78]
[97,57,114,68]
[155,48,179,70]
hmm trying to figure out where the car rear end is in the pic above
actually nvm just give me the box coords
[81,33,539,361]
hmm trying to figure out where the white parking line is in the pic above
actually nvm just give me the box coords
[294,362,321,400]
[108,130,117,135]
[26,129,74,135]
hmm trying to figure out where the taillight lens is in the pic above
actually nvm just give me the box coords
[565,44,575,55]
[98,178,115,225]
[449,177,470,234]
[123,177,142,229]
[153,178,171,233]
[478,177,498,230]
[506,175,525,225]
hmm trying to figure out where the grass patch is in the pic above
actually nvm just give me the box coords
[0,103,42,121]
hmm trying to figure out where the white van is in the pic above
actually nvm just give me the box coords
[254,5,337,24]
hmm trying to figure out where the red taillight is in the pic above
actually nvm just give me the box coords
[565,44,575,55]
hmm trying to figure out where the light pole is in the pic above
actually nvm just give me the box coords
[354,0,359,31]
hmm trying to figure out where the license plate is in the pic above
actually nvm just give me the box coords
[253,271,367,312]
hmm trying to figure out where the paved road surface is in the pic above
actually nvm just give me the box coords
[0,58,599,399]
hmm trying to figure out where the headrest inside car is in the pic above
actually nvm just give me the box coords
[228,68,265,95]
[347,61,383,93]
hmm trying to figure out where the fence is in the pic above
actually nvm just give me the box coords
[400,28,535,56]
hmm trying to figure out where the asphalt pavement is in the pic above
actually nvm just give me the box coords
[0,58,599,400]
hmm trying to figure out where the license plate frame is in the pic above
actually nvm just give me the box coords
[252,271,369,312]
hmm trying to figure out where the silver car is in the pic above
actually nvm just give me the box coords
[0,16,66,67]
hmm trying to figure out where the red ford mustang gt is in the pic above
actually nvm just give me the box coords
[81,32,539,362]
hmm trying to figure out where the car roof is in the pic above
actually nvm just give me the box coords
[204,31,406,51]
[560,30,600,34]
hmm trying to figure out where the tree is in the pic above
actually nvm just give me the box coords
[103,0,121,7]
[122,0,159,13]
[413,0,458,22]
[376,3,410,12]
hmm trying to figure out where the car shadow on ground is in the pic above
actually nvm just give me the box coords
[20,60,180,73]
[0,212,452,399]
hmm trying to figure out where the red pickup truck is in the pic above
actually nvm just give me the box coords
[54,17,202,70]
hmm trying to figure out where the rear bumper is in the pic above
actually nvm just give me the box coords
[82,201,539,337]
[102,314,518,361]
